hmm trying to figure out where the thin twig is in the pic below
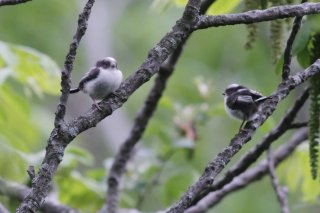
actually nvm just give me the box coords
[282,0,308,80]
[54,0,95,127]
[16,1,96,212]
[188,88,309,207]
[267,148,289,213]
[167,61,318,212]
[196,3,320,29]
[289,122,308,129]
[0,0,31,6]
[27,165,35,183]
[185,128,308,213]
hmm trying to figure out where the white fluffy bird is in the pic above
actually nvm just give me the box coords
[70,57,123,110]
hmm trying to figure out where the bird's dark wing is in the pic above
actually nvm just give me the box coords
[237,89,263,101]
[78,67,100,90]
[237,95,254,105]
[226,94,254,110]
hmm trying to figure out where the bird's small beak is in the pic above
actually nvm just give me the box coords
[222,92,225,96]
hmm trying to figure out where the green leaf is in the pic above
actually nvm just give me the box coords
[61,146,94,168]
[173,0,187,7]
[297,45,311,69]
[278,143,320,201]
[0,85,39,152]
[163,171,196,205]
[275,55,284,75]
[0,41,61,96]
[150,0,174,13]
[207,0,241,15]
[56,171,104,212]
[158,95,174,110]
[260,0,268,9]
[292,23,311,55]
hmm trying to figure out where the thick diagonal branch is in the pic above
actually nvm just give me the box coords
[166,61,319,212]
[196,3,320,29]
[185,128,308,213]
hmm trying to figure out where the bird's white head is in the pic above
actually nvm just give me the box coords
[96,57,118,70]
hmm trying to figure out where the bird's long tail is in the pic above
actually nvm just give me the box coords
[70,88,80,93]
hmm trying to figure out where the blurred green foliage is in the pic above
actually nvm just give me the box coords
[0,41,61,183]
[0,0,319,213]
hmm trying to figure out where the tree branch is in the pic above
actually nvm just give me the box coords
[16,1,96,212]
[0,0,31,6]
[166,60,318,212]
[282,0,307,80]
[54,0,95,127]
[289,121,308,129]
[196,3,320,29]
[0,178,79,213]
[267,148,289,213]
[185,128,308,213]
